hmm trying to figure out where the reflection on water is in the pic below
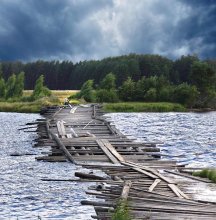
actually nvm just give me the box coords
[109,112,216,167]
[0,112,95,219]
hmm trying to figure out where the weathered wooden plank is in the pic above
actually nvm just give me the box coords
[49,130,76,164]
[121,180,132,200]
[96,139,120,164]
[101,139,125,162]
[131,167,158,179]
[124,161,175,184]
[164,169,211,183]
[168,184,189,199]
[70,106,78,113]
[148,179,161,192]
[56,121,66,138]
[70,128,79,138]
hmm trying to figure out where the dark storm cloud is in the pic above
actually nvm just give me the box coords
[176,0,216,58]
[0,0,215,61]
[0,0,113,61]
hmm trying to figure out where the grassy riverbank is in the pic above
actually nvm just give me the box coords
[0,90,79,113]
[0,97,60,113]
[193,169,216,183]
[0,90,194,113]
[103,102,186,112]
[23,90,79,103]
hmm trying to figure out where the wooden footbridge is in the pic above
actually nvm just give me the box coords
[29,104,216,219]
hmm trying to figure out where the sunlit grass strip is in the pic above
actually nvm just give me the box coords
[0,101,41,113]
[193,169,216,183]
[103,102,186,112]
[0,96,60,113]
[23,90,79,103]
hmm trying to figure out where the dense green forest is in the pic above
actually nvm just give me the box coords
[0,54,215,90]
[0,54,216,108]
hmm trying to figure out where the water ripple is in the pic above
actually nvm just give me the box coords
[108,112,216,167]
[0,112,95,219]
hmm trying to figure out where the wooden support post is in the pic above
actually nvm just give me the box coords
[46,120,52,139]
[92,105,96,118]
[57,120,67,138]
[121,180,132,200]
[49,130,76,164]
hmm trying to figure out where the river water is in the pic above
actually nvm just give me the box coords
[0,111,216,219]
[0,112,95,220]
[109,112,216,167]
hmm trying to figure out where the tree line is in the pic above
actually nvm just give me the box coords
[0,69,51,101]
[0,53,215,108]
[0,54,215,91]
[73,59,216,108]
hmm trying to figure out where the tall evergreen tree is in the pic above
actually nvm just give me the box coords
[100,72,116,90]
[76,80,95,102]
[32,75,51,99]
[190,61,216,93]
[0,77,6,98]
[6,74,16,99]
[119,77,136,101]
[14,71,25,97]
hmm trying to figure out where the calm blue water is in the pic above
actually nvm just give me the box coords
[109,112,216,167]
[0,112,95,220]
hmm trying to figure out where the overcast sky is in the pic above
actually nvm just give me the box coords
[0,0,215,62]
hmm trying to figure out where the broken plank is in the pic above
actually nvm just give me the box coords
[101,139,125,162]
[148,179,161,192]
[96,139,120,164]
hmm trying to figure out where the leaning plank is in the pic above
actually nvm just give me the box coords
[132,167,158,179]
[70,106,78,114]
[96,139,120,164]
[168,184,189,199]
[70,128,79,138]
[164,169,211,183]
[101,139,125,162]
[121,180,132,200]
[148,179,161,192]
[49,130,76,164]
[124,161,175,184]
[168,184,182,198]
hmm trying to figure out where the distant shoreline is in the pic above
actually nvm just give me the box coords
[0,101,215,114]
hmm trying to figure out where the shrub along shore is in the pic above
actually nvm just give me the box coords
[0,99,214,114]
[0,100,187,113]
[0,96,60,113]
[103,102,186,112]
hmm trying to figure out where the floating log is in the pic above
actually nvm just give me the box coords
[75,172,107,180]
